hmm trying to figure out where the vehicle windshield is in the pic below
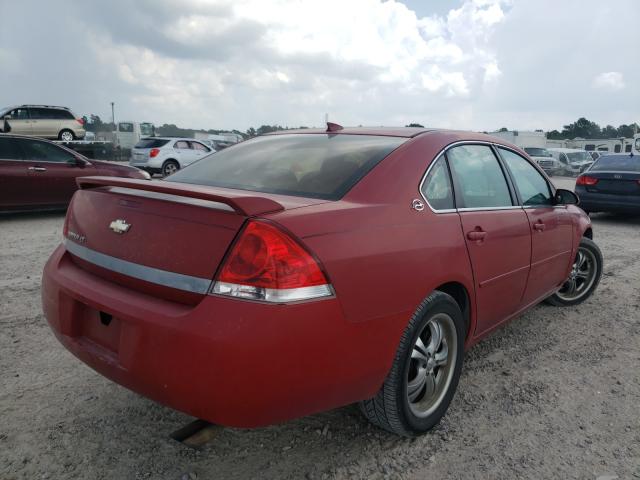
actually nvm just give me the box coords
[167,133,407,200]
[591,156,640,172]
[524,148,552,157]
[140,123,155,136]
[567,151,592,163]
[134,138,170,149]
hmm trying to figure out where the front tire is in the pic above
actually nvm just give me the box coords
[58,129,75,142]
[359,291,465,437]
[162,160,180,177]
[545,237,602,307]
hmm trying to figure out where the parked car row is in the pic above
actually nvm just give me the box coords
[0,135,148,212]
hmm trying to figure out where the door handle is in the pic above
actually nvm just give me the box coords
[466,229,487,241]
[533,221,546,232]
[28,166,47,172]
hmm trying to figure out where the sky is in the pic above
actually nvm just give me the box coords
[0,0,637,133]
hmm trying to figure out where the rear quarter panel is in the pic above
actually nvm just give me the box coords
[267,132,477,390]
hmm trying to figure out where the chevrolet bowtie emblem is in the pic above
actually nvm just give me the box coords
[109,219,131,234]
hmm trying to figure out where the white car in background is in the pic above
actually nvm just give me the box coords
[129,137,213,176]
[547,148,594,176]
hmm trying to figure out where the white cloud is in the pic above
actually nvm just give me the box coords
[0,0,637,131]
[592,72,625,91]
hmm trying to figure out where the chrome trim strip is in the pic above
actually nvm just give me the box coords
[418,140,555,214]
[457,206,522,212]
[63,239,212,294]
[211,281,334,303]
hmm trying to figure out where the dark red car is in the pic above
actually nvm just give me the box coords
[42,127,602,436]
[0,134,149,212]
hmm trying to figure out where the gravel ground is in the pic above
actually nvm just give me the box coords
[1,177,639,480]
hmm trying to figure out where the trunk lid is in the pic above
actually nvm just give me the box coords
[64,177,327,303]
[585,171,640,195]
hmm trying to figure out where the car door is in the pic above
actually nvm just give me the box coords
[0,137,32,209]
[4,107,32,135]
[173,140,192,166]
[28,108,57,138]
[15,138,95,205]
[497,147,574,305]
[447,144,532,335]
[188,141,211,165]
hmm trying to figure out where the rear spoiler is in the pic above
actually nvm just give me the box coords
[77,176,284,217]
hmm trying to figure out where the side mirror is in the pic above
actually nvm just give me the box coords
[555,188,579,206]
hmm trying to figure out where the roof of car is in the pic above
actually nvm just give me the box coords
[265,126,440,138]
[548,148,590,152]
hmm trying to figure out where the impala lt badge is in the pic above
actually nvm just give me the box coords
[109,219,131,234]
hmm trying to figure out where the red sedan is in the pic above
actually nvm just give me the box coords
[42,127,602,436]
[0,134,149,212]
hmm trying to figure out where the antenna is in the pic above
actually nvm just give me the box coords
[326,122,344,133]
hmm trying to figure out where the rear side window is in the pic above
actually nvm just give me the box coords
[174,141,190,149]
[16,139,75,163]
[0,138,24,160]
[135,138,170,149]
[447,145,513,208]
[29,108,56,119]
[499,148,552,206]
[52,109,75,120]
[190,141,209,151]
[421,155,454,210]
[167,134,407,200]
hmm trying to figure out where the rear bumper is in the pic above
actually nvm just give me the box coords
[577,189,640,213]
[42,245,401,427]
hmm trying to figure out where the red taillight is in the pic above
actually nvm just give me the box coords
[76,118,84,126]
[212,220,332,302]
[149,148,160,158]
[576,175,598,186]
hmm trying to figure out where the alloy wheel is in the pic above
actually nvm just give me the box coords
[407,313,458,418]
[555,247,598,302]
[60,131,74,142]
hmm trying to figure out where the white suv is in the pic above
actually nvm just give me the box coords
[129,137,214,176]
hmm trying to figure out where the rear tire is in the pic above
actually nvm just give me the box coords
[58,129,75,142]
[162,160,179,177]
[545,237,602,307]
[359,291,465,437]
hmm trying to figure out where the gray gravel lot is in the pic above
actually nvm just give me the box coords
[1,177,639,479]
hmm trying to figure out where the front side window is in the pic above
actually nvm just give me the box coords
[8,108,29,119]
[421,155,454,210]
[447,145,513,208]
[499,148,552,206]
[119,122,134,133]
[16,139,75,163]
[168,134,407,200]
[140,123,155,136]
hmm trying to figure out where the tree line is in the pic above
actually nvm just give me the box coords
[82,114,638,140]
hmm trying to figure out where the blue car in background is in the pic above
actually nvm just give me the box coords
[575,154,640,215]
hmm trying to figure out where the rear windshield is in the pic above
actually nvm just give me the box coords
[567,152,592,162]
[524,148,552,157]
[135,138,170,148]
[591,156,640,172]
[166,134,407,200]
